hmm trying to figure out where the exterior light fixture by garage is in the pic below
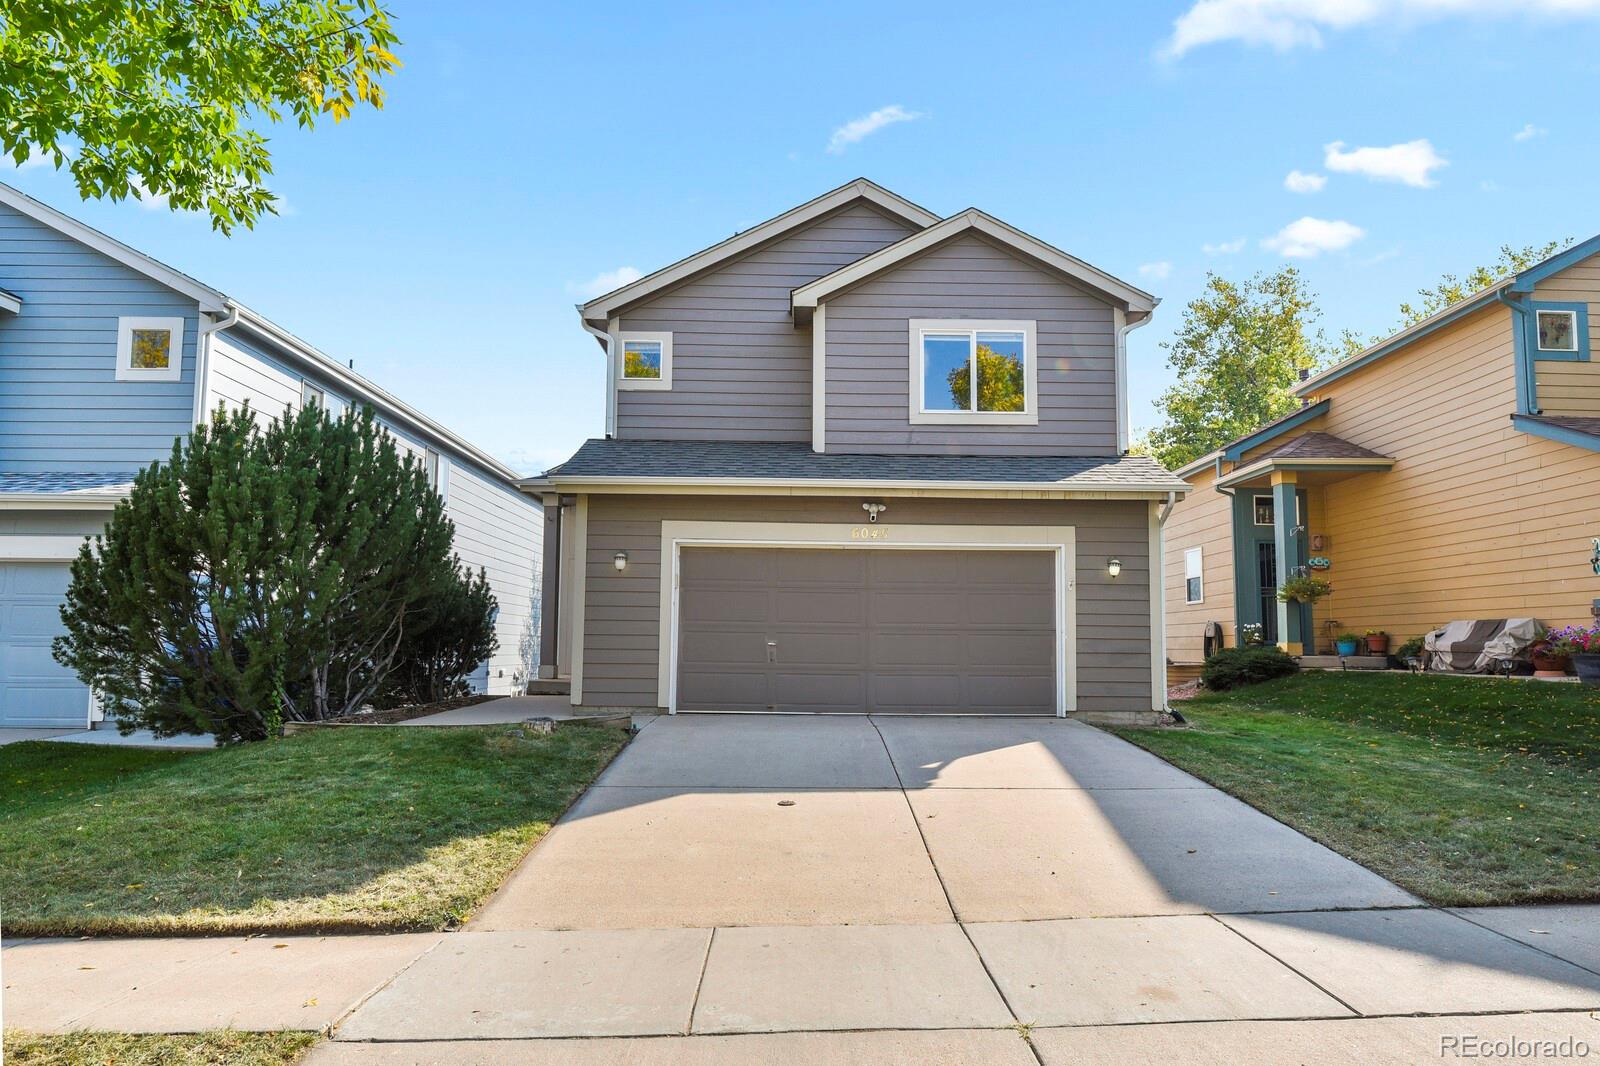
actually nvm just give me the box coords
[862,501,888,523]
[613,551,628,572]
[1107,558,1122,578]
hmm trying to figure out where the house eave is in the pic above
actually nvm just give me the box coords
[1214,456,1394,490]
[1511,413,1600,453]
[0,289,20,315]
[531,474,1189,499]
[0,492,124,510]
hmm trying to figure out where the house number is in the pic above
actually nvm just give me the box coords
[851,526,890,540]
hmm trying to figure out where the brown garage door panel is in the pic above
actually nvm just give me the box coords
[676,547,1057,715]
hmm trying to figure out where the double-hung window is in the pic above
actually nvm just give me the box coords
[908,319,1038,425]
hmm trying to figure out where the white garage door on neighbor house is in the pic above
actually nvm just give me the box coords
[0,561,90,728]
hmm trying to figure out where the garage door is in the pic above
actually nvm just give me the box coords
[0,562,91,728]
[676,547,1056,714]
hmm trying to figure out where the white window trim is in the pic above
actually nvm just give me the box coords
[1252,494,1274,526]
[616,331,672,391]
[907,319,1038,426]
[115,316,184,382]
[1184,546,1204,605]
[301,379,326,410]
[1536,309,1579,352]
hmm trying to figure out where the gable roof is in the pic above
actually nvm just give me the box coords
[1172,398,1334,479]
[791,208,1157,324]
[0,183,227,312]
[1297,231,1600,396]
[1253,431,1389,462]
[577,179,941,330]
[0,182,522,485]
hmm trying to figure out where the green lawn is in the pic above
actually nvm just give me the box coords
[0,724,626,936]
[1115,672,1600,906]
[4,1030,317,1066]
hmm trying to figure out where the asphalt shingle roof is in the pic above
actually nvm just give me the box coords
[1526,415,1600,441]
[0,472,135,496]
[1253,431,1391,462]
[546,439,1186,489]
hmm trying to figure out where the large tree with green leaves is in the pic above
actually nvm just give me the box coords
[0,0,399,233]
[54,404,495,743]
[1143,267,1331,470]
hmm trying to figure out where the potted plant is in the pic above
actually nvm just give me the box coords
[1364,629,1389,655]
[1335,631,1361,656]
[1530,640,1571,678]
[1546,623,1600,687]
[1396,635,1426,671]
[1277,574,1333,607]
[1240,622,1265,647]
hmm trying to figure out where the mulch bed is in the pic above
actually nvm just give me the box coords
[330,693,505,725]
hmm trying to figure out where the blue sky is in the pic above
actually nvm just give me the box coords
[8,0,1600,472]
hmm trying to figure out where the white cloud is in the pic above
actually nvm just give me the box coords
[826,105,923,154]
[1323,139,1446,188]
[1138,261,1173,280]
[1513,123,1548,142]
[8,146,56,171]
[1284,169,1327,193]
[1262,217,1365,258]
[566,266,643,300]
[1160,0,1600,59]
[1203,237,1247,255]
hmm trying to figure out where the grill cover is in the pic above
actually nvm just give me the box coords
[1422,618,1545,674]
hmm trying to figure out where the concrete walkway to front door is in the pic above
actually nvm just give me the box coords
[9,714,1600,1063]
[324,714,1600,1061]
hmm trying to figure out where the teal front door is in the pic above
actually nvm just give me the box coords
[1234,490,1310,646]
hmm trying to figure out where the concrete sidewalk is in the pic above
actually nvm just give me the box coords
[7,715,1600,1064]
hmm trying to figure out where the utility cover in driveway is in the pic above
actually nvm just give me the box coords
[676,547,1055,714]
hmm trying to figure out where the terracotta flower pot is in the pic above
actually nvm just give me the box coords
[1532,651,1570,676]
[1365,635,1389,655]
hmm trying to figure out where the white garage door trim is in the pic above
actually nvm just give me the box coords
[2,535,92,561]
[657,521,1076,716]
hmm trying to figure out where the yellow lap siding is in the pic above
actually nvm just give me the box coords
[1162,463,1236,663]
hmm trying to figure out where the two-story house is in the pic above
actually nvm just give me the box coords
[1163,235,1600,665]
[523,180,1188,721]
[0,183,542,729]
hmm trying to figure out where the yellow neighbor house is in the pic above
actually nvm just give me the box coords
[1163,237,1600,667]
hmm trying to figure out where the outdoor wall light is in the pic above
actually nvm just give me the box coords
[613,551,628,572]
[1107,558,1122,578]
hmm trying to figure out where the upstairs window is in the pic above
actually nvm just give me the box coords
[617,331,672,390]
[115,316,184,382]
[909,320,1038,425]
[1536,309,1578,353]
[301,381,326,410]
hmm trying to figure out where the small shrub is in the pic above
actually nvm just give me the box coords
[1396,635,1425,660]
[1202,646,1299,691]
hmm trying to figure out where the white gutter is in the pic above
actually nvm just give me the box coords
[1115,310,1152,454]
[192,306,242,424]
[535,474,1191,495]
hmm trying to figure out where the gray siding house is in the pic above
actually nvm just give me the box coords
[526,180,1187,721]
[0,183,541,728]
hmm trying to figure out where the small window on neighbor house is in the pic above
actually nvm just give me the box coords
[1253,495,1275,526]
[1184,547,1204,605]
[1536,309,1578,352]
[617,332,672,389]
[301,381,325,410]
[115,316,184,382]
[424,448,441,489]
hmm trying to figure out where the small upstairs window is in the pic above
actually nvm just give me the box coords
[301,380,326,410]
[909,320,1037,425]
[617,332,672,390]
[1536,309,1578,353]
[115,316,184,382]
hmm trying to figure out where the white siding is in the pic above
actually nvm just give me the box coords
[445,461,542,694]
[207,337,305,428]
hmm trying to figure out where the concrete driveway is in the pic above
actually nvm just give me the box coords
[322,714,1600,1062]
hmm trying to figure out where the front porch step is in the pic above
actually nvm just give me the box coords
[525,679,571,696]
[1298,654,1391,671]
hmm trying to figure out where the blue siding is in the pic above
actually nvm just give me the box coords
[0,203,200,473]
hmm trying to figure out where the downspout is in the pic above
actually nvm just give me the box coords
[1155,490,1184,722]
[1496,289,1538,415]
[193,304,242,425]
[1115,310,1152,454]
[581,318,616,438]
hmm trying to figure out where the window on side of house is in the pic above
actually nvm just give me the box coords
[909,319,1038,425]
[423,448,441,489]
[1536,309,1578,353]
[115,316,185,382]
[301,380,326,410]
[617,332,672,390]
[1253,495,1274,526]
[1184,546,1204,604]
